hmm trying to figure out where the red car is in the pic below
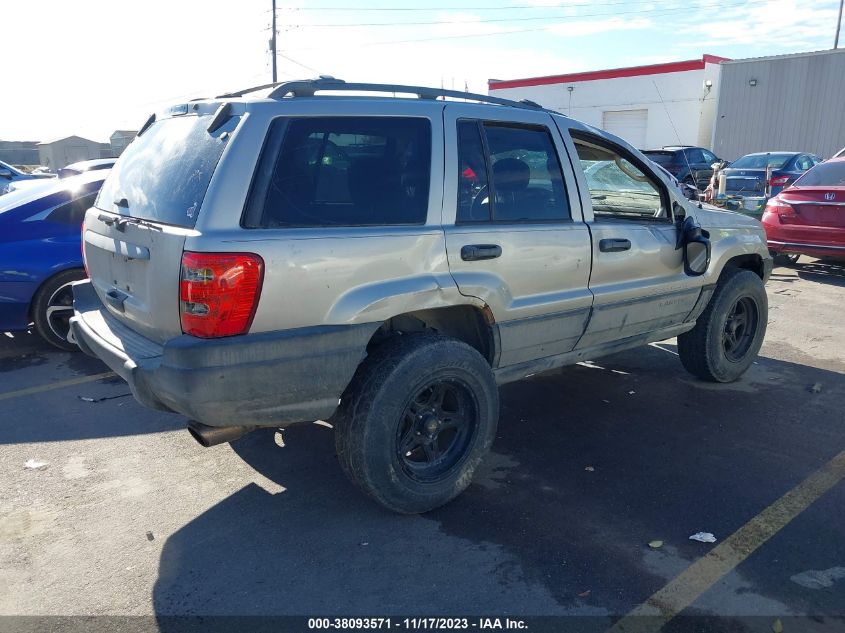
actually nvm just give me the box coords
[762,157,845,264]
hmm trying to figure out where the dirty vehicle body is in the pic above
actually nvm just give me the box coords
[71,79,772,513]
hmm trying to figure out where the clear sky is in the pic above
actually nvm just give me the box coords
[1,0,842,143]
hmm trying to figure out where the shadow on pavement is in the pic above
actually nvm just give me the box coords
[796,259,845,288]
[0,330,184,444]
[152,344,845,619]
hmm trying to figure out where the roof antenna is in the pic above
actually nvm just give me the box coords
[652,79,702,208]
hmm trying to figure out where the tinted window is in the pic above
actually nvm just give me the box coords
[684,149,705,163]
[729,153,793,169]
[254,117,431,227]
[95,114,237,228]
[794,162,845,186]
[574,136,665,220]
[643,152,675,166]
[457,121,490,222]
[456,123,569,223]
[47,191,98,225]
[701,150,717,163]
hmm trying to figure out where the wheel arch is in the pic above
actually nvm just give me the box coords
[27,265,86,322]
[365,304,498,366]
[720,253,765,280]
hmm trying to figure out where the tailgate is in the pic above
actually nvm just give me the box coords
[82,108,238,343]
[83,216,189,343]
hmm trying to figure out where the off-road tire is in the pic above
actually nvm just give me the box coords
[31,269,86,351]
[678,268,767,383]
[334,334,499,514]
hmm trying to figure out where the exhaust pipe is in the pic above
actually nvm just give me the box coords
[187,422,255,448]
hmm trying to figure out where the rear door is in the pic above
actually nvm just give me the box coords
[443,104,593,367]
[566,129,702,348]
[82,109,239,343]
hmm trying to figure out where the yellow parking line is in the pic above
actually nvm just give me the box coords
[0,371,117,402]
[608,448,845,633]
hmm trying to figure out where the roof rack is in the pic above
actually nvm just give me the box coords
[217,76,544,111]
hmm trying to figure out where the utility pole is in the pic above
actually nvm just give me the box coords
[836,0,844,49]
[271,0,278,82]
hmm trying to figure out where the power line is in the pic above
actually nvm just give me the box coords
[285,0,765,47]
[279,1,682,10]
[287,0,763,28]
[278,53,322,74]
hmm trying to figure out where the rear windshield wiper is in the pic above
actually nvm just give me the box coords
[97,211,163,232]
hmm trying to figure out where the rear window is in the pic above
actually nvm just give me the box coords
[642,152,675,166]
[95,114,237,228]
[794,162,845,187]
[245,116,431,228]
[729,153,793,170]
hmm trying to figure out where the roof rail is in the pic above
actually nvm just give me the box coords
[217,76,545,111]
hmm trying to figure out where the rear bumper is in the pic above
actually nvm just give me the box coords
[69,280,378,427]
[767,239,845,258]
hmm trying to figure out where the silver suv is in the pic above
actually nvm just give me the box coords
[70,79,772,513]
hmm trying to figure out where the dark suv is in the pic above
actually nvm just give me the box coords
[642,146,721,190]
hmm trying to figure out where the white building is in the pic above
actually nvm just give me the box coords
[488,55,728,150]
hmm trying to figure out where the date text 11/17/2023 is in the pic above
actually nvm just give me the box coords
[307,618,528,630]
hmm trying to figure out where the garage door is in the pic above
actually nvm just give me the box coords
[602,109,648,148]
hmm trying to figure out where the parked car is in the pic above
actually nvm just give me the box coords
[0,170,108,349]
[58,158,117,179]
[0,159,55,195]
[762,157,845,264]
[71,79,771,513]
[722,152,821,198]
[652,162,699,201]
[641,146,720,190]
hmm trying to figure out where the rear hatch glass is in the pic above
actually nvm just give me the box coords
[84,111,238,343]
[95,113,237,227]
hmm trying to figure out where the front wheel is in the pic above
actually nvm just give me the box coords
[334,334,499,514]
[31,269,86,351]
[678,268,768,383]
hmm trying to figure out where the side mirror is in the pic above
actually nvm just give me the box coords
[676,215,711,276]
[0,168,12,179]
[684,239,711,276]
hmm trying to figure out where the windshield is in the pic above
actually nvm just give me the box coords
[729,153,793,170]
[794,161,845,187]
[95,113,237,228]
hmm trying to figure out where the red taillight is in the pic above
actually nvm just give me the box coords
[179,252,264,338]
[769,175,790,187]
[765,198,797,223]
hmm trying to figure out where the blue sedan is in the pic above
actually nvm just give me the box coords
[722,152,821,197]
[0,170,108,349]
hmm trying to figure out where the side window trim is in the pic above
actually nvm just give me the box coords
[569,129,672,224]
[456,118,572,225]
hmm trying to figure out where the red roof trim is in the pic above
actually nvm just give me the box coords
[488,55,730,91]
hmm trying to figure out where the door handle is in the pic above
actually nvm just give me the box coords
[599,238,631,253]
[461,244,502,261]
